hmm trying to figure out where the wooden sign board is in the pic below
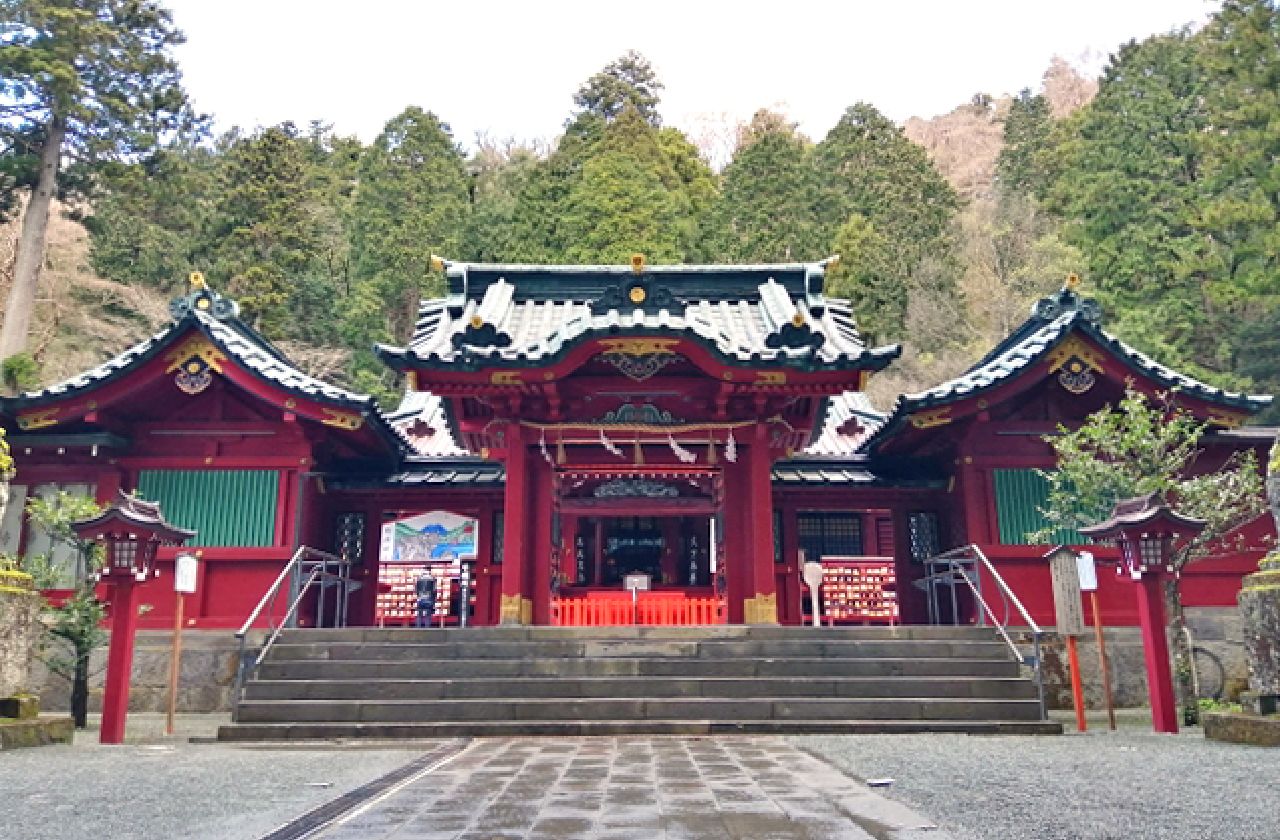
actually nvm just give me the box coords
[624,573,651,591]
[1076,551,1098,591]
[1049,550,1086,636]
[173,553,199,594]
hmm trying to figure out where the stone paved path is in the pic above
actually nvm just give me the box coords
[319,736,948,840]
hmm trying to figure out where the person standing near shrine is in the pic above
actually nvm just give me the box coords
[414,570,437,628]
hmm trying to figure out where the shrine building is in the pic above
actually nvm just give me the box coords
[0,259,1273,632]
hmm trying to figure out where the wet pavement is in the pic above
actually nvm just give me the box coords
[319,736,948,840]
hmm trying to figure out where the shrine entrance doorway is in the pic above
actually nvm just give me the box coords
[553,471,724,626]
[566,516,714,589]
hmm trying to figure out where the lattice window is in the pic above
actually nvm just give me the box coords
[908,511,941,562]
[773,509,784,563]
[334,512,365,564]
[491,511,504,564]
[797,511,863,561]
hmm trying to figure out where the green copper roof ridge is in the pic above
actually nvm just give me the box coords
[375,325,901,374]
[439,258,836,273]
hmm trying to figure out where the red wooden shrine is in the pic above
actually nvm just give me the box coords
[1,264,1272,632]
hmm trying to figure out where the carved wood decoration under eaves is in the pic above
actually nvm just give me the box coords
[596,338,683,382]
[1046,335,1106,395]
[164,336,228,395]
[593,478,680,498]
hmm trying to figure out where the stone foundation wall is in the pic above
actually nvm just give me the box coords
[1024,606,1248,709]
[29,630,255,714]
[27,611,1250,714]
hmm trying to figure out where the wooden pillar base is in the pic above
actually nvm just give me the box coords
[743,592,779,625]
[500,594,533,625]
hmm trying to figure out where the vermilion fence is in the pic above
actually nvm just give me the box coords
[554,592,724,626]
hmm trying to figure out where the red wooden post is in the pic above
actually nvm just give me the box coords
[720,455,750,623]
[1136,574,1179,734]
[1066,635,1087,732]
[530,456,554,625]
[746,433,778,623]
[1080,493,1203,735]
[100,579,142,744]
[499,428,529,624]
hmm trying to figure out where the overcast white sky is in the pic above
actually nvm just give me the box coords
[165,0,1220,151]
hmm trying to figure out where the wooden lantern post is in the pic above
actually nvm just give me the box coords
[72,492,194,744]
[1081,493,1204,734]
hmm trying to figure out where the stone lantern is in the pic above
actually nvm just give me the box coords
[1081,492,1204,734]
[1238,439,1280,715]
[72,492,194,744]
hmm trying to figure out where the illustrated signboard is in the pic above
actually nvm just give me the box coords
[379,510,479,564]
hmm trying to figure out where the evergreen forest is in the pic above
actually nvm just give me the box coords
[1,1,1278,420]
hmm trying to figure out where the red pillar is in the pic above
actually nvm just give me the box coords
[720,456,750,623]
[500,428,531,625]
[1135,574,1179,734]
[745,431,778,623]
[100,580,143,744]
[472,503,497,626]
[530,456,555,625]
[779,503,802,625]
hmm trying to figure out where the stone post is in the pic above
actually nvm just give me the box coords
[0,565,43,719]
[1238,439,1280,715]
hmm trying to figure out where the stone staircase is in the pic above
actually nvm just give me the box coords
[216,625,1061,740]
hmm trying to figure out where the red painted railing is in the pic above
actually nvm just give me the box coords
[554,592,723,626]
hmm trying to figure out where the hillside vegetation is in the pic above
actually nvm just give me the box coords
[2,1,1276,419]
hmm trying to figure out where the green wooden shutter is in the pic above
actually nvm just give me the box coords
[136,470,280,547]
[992,469,1084,545]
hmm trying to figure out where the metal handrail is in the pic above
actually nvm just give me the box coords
[920,544,1047,721]
[231,545,352,713]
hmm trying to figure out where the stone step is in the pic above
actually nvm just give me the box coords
[255,655,1023,681]
[224,625,1052,742]
[217,718,1063,740]
[277,625,1002,643]
[233,696,1045,724]
[241,675,1038,701]
[264,638,1015,662]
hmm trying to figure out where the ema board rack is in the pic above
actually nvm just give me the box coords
[374,561,458,626]
[816,556,898,625]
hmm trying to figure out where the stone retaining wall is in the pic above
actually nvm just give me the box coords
[28,610,1249,714]
[29,630,255,714]
[1027,606,1248,709]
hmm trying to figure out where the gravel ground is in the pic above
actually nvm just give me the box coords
[791,726,1280,840]
[0,738,429,840]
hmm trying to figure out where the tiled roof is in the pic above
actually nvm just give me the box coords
[328,457,506,489]
[384,391,468,457]
[862,285,1272,454]
[1,288,408,456]
[805,391,887,457]
[377,260,900,373]
[326,455,941,489]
